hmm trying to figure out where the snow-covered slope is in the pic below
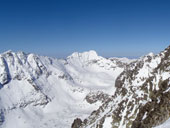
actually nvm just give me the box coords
[154,118,170,128]
[1,46,170,128]
[0,50,125,128]
[78,46,170,128]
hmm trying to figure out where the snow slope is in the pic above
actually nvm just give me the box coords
[1,47,169,128]
[0,50,126,128]
[80,46,170,128]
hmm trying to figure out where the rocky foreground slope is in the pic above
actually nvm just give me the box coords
[0,46,170,128]
[73,46,170,128]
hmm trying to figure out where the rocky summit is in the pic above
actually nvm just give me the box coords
[0,46,170,128]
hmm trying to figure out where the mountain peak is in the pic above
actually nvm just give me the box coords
[147,52,154,57]
[67,50,99,60]
[0,47,170,128]
[0,50,28,58]
[164,45,170,55]
[165,45,170,51]
[1,50,13,56]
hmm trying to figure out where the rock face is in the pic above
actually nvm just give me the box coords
[77,46,170,128]
[0,55,11,85]
[72,118,83,128]
[85,91,111,104]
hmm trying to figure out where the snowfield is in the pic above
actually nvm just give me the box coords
[0,48,170,128]
[0,50,126,128]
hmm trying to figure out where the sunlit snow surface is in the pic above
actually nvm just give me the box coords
[154,118,170,128]
[0,50,128,128]
[103,116,112,128]
[79,48,170,128]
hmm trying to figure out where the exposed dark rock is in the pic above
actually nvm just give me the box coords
[0,57,11,85]
[76,45,170,128]
[0,110,5,126]
[71,118,83,128]
[132,79,170,128]
[85,91,110,104]
[58,73,73,81]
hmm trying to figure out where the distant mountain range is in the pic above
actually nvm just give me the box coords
[0,46,169,128]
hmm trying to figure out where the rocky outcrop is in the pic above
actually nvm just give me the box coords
[132,79,170,128]
[0,110,4,126]
[0,56,11,85]
[85,91,111,104]
[75,45,170,128]
[72,118,83,128]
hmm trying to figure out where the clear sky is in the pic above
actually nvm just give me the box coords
[0,0,170,58]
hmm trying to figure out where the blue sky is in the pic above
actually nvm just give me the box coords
[0,0,170,58]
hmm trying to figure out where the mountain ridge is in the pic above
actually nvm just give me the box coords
[75,45,170,128]
[0,49,129,128]
[0,46,169,128]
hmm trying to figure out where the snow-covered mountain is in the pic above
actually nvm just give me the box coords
[0,46,170,128]
[76,46,170,128]
[0,50,128,128]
